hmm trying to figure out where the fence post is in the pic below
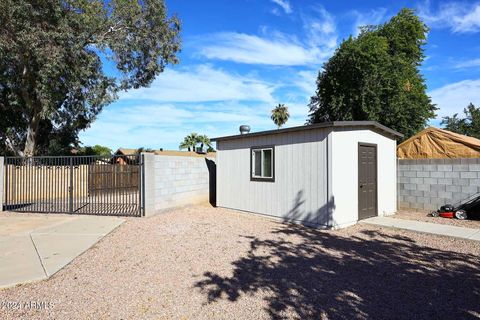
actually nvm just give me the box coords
[141,153,156,217]
[0,157,4,212]
[69,157,74,213]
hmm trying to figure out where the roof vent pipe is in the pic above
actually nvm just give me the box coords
[239,125,251,135]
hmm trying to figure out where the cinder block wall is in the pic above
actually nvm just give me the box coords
[143,154,216,216]
[398,158,480,211]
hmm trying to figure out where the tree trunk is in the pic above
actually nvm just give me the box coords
[20,63,40,157]
[23,113,40,157]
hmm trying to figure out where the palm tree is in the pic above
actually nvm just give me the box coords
[179,133,199,151]
[179,140,191,151]
[271,104,290,129]
[188,133,199,151]
[197,135,211,152]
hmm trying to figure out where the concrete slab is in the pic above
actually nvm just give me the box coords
[31,234,104,276]
[0,236,46,288]
[0,216,67,236]
[361,216,480,242]
[0,214,124,289]
[467,230,480,241]
[33,215,124,236]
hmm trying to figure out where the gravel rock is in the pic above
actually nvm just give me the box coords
[1,205,479,319]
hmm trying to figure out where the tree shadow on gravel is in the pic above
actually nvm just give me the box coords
[194,219,480,319]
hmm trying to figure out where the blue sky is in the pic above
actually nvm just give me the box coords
[79,0,480,150]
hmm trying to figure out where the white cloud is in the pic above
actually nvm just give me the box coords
[429,79,480,118]
[121,65,275,103]
[195,6,337,66]
[78,61,316,150]
[350,8,388,36]
[455,58,480,69]
[80,65,289,149]
[282,102,309,124]
[80,100,308,150]
[270,0,292,14]
[270,7,281,16]
[419,1,480,33]
[303,6,337,49]
[196,32,315,66]
[293,69,318,95]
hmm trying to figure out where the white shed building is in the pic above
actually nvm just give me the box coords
[212,121,403,229]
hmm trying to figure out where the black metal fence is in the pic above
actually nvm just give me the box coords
[3,155,144,217]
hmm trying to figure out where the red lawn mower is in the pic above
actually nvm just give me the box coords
[430,193,480,220]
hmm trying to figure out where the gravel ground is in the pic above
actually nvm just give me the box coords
[394,210,480,228]
[1,205,479,320]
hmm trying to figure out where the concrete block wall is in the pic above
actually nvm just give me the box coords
[143,153,215,216]
[398,158,480,212]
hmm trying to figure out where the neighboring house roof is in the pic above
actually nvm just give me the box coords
[397,127,480,159]
[114,148,139,155]
[114,148,216,158]
[211,121,403,142]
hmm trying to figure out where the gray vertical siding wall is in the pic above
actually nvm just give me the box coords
[398,158,480,211]
[216,128,331,226]
[143,154,215,216]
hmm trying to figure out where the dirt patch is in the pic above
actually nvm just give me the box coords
[1,205,479,319]
[394,210,480,229]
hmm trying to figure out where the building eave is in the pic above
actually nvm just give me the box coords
[211,121,403,142]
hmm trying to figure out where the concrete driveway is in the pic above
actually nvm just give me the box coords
[0,213,124,289]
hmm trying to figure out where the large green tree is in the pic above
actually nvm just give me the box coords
[441,103,480,139]
[78,144,112,156]
[308,8,436,139]
[0,0,181,156]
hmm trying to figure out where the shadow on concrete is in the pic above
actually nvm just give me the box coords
[205,158,216,207]
[195,212,480,319]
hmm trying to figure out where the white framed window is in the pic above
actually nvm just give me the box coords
[251,146,274,181]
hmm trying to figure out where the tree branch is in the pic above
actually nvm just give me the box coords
[85,22,128,46]
[4,136,23,157]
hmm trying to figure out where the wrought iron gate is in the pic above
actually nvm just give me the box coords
[3,155,144,217]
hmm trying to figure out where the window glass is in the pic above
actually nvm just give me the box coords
[263,149,272,177]
[254,150,262,176]
[251,147,274,180]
